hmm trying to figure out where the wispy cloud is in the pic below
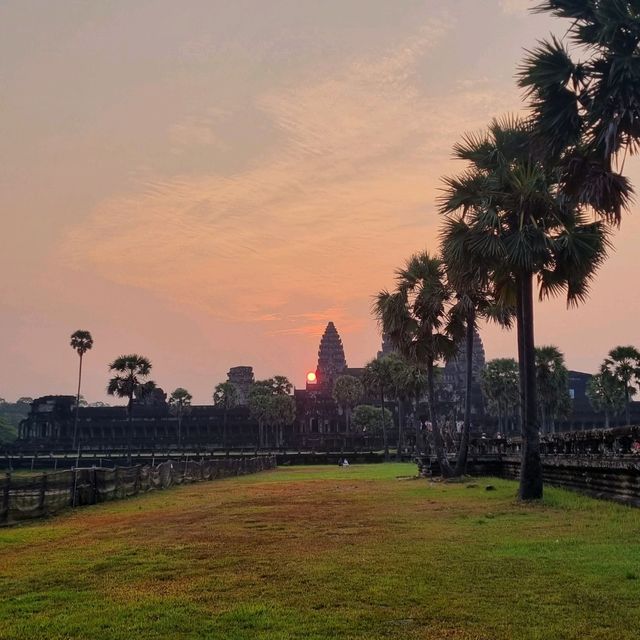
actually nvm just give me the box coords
[62,17,520,335]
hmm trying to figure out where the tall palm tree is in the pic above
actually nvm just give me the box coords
[107,354,152,464]
[213,381,239,450]
[265,394,296,448]
[535,346,571,433]
[603,346,640,427]
[441,250,513,475]
[374,252,456,476]
[440,117,610,499]
[363,358,393,461]
[586,368,626,429]
[480,358,520,434]
[70,330,93,450]
[385,353,415,462]
[519,2,637,223]
[332,375,364,432]
[168,387,192,447]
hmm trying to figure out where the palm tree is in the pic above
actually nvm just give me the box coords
[586,368,626,429]
[602,346,640,427]
[248,384,272,448]
[385,353,415,462]
[440,117,610,499]
[107,354,152,464]
[363,357,393,461]
[519,3,636,223]
[441,256,513,475]
[70,330,93,450]
[332,375,364,432]
[213,382,239,450]
[535,346,571,433]
[480,359,520,434]
[265,394,296,448]
[168,387,192,447]
[374,252,456,476]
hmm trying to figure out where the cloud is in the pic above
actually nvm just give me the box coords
[499,0,533,15]
[62,18,521,335]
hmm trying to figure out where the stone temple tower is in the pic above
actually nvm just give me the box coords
[316,322,347,392]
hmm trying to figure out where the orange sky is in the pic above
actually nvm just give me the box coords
[2,1,639,404]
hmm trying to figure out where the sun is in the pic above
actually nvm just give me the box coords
[306,371,317,383]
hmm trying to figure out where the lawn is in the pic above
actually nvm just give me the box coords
[1,463,639,640]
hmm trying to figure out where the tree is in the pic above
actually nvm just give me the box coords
[602,346,640,427]
[169,387,192,447]
[352,405,393,435]
[586,369,626,429]
[248,379,295,448]
[519,2,636,223]
[384,353,417,462]
[0,417,17,445]
[107,354,152,464]
[70,330,93,450]
[480,359,520,434]
[332,375,364,432]
[439,117,610,499]
[213,382,239,449]
[362,357,394,461]
[374,252,456,476]
[265,394,296,448]
[535,346,571,433]
[16,397,34,406]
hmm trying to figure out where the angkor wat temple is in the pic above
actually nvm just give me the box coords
[15,322,637,452]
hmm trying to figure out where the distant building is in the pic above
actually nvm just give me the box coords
[227,366,255,405]
[314,322,347,392]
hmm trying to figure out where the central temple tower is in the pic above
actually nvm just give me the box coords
[315,322,347,392]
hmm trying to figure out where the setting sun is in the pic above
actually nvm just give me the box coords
[306,371,317,383]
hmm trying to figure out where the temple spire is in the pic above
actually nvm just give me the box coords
[316,322,347,391]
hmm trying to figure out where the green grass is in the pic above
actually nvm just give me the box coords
[1,464,639,639]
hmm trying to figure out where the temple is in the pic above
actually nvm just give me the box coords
[12,321,639,452]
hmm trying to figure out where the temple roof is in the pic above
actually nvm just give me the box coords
[316,322,347,389]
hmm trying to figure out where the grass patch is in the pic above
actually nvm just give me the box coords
[1,464,639,639]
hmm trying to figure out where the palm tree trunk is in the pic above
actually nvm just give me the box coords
[605,410,610,429]
[380,388,389,461]
[396,396,404,462]
[127,394,133,466]
[455,312,474,476]
[518,272,543,500]
[427,360,453,477]
[73,353,83,450]
[625,387,631,427]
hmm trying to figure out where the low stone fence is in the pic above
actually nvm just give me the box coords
[499,455,640,507]
[0,455,276,525]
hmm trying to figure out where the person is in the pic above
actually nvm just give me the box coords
[342,458,349,468]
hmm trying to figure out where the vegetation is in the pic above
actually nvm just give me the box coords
[362,357,394,461]
[481,358,520,434]
[70,330,93,450]
[535,346,571,434]
[213,382,239,449]
[0,417,17,444]
[247,377,295,448]
[352,404,393,435]
[602,346,640,427]
[332,375,364,432]
[107,355,153,464]
[375,252,456,475]
[586,369,626,429]
[1,464,640,640]
[168,387,193,446]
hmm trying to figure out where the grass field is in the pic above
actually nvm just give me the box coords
[1,464,639,640]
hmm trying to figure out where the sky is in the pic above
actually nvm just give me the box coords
[2,0,639,404]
